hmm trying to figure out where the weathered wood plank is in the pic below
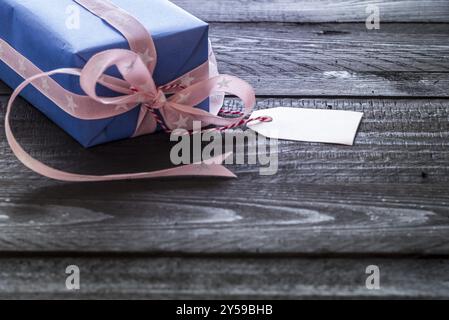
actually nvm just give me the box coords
[211,23,449,72]
[209,23,449,96]
[228,71,449,97]
[2,23,449,97]
[1,256,449,299]
[172,0,449,23]
[2,181,449,254]
[1,97,449,254]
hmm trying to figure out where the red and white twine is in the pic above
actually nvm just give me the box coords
[144,103,272,135]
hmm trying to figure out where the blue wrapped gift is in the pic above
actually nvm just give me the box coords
[0,0,209,147]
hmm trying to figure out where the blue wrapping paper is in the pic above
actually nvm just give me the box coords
[0,0,209,147]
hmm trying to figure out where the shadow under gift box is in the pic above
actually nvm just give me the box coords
[0,0,209,147]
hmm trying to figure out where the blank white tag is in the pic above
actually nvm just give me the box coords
[247,107,363,145]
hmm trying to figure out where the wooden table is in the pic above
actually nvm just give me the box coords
[1,0,449,299]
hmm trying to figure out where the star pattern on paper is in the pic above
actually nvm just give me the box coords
[119,15,132,25]
[180,75,195,87]
[176,92,191,104]
[125,60,136,72]
[217,77,232,89]
[88,4,106,13]
[105,11,131,25]
[41,78,50,93]
[139,49,155,66]
[66,95,78,114]
[17,57,27,74]
[173,114,189,129]
[211,95,223,104]
[115,104,129,111]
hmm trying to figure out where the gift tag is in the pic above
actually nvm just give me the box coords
[247,107,363,145]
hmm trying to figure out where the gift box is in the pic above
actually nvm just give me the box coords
[0,0,210,147]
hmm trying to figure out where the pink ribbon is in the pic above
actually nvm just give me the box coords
[2,0,259,181]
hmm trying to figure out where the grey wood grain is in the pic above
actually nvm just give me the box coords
[1,0,448,300]
[1,256,449,299]
[208,23,449,96]
[1,97,449,254]
[172,0,449,23]
[2,23,449,97]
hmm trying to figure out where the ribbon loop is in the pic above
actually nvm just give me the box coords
[75,48,257,132]
[79,49,156,107]
[162,75,256,130]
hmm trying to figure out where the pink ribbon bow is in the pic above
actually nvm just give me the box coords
[79,49,257,132]
[3,0,264,182]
